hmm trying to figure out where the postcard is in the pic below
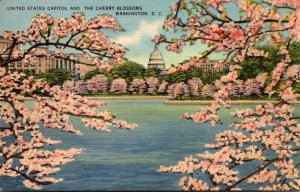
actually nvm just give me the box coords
[0,0,300,191]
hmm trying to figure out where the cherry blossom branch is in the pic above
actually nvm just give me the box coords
[262,0,297,10]
[63,29,87,49]
[157,1,300,191]
[172,0,289,28]
[1,41,113,67]
[0,13,135,190]
[225,146,300,190]
[10,168,53,186]
[225,157,280,190]
[39,31,49,43]
[0,127,12,130]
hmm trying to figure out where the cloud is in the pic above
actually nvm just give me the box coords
[114,20,163,45]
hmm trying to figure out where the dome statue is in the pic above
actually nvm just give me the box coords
[148,45,165,70]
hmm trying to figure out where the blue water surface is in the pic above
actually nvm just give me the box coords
[1,99,299,191]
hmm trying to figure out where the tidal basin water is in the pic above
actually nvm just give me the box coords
[1,99,300,191]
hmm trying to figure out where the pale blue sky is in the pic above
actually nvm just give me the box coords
[0,0,226,68]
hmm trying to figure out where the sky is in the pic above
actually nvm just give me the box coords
[0,0,225,68]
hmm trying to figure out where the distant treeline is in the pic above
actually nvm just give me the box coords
[31,42,300,99]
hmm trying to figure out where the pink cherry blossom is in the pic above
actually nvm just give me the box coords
[86,75,108,94]
[0,13,136,190]
[201,84,215,98]
[129,78,146,94]
[156,0,300,190]
[110,78,127,94]
[145,77,159,95]
[172,82,189,99]
[187,77,203,98]
[158,81,169,94]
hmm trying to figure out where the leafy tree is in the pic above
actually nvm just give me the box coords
[289,41,300,64]
[82,70,100,80]
[200,71,225,84]
[294,81,300,93]
[161,67,225,85]
[238,45,283,80]
[144,68,161,78]
[239,42,300,80]
[110,61,146,83]
[161,67,202,83]
[39,69,73,86]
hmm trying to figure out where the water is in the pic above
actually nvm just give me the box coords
[1,99,299,191]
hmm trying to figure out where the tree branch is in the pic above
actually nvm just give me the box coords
[1,41,112,67]
[10,168,53,185]
[225,157,280,190]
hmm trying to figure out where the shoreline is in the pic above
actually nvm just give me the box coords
[87,95,171,100]
[16,96,300,105]
[164,100,300,105]
[19,95,171,101]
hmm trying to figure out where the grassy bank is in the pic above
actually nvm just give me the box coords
[87,95,171,100]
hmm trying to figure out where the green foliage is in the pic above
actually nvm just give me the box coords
[161,67,226,84]
[82,70,100,80]
[39,69,73,86]
[293,81,300,93]
[161,67,201,83]
[200,71,226,84]
[289,41,300,64]
[110,61,146,83]
[238,45,282,80]
[239,41,300,80]
[144,68,161,78]
[24,70,36,77]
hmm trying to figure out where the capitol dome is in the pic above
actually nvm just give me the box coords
[148,45,165,70]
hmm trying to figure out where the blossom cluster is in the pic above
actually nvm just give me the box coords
[63,76,170,96]
[0,13,136,190]
[157,0,300,190]
[2,13,125,68]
